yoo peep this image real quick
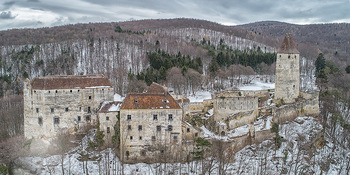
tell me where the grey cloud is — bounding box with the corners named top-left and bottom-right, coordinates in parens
top-left (0, 11), bottom-right (15, 19)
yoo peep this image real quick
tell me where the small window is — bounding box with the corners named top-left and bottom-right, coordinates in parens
top-left (106, 116), bottom-right (109, 121)
top-left (173, 136), bottom-right (178, 142)
top-left (127, 115), bottom-right (131, 121)
top-left (107, 127), bottom-right (110, 133)
top-left (51, 108), bottom-right (54, 113)
top-left (128, 125), bottom-right (131, 130)
top-left (130, 136), bottom-right (133, 140)
top-left (86, 115), bottom-right (91, 121)
top-left (153, 115), bottom-right (158, 121)
top-left (65, 107), bottom-right (69, 112)
top-left (168, 114), bottom-right (173, 121)
top-left (55, 90), bottom-right (58, 93)
top-left (88, 96), bottom-right (92, 100)
top-left (77, 116), bottom-right (81, 121)
top-left (36, 108), bottom-right (39, 113)
top-left (157, 125), bottom-right (161, 131)
top-left (139, 136), bottom-right (142, 140)
top-left (152, 136), bottom-right (156, 141)
top-left (88, 107), bottom-right (91, 113)
top-left (70, 90), bottom-right (72, 93)
top-left (288, 55), bottom-right (291, 58)
top-left (78, 90), bottom-right (80, 92)
top-left (187, 128), bottom-right (190, 133)
top-left (168, 125), bottom-right (173, 131)
top-left (48, 91), bottom-right (50, 93)
top-left (195, 133), bottom-right (198, 137)
top-left (79, 107), bottom-right (82, 111)
top-left (38, 117), bottom-right (42, 126)
top-left (138, 125), bottom-right (142, 131)
top-left (134, 99), bottom-right (138, 103)
top-left (126, 151), bottom-right (129, 158)
top-left (54, 117), bottom-right (59, 124)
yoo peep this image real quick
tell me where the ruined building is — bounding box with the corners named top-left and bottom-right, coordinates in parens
top-left (23, 74), bottom-right (114, 140)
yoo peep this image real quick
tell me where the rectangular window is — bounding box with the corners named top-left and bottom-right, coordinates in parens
top-left (128, 125), bottom-right (131, 130)
top-left (51, 108), bottom-right (54, 113)
top-left (36, 108), bottom-right (39, 113)
top-left (168, 114), bottom-right (173, 121)
top-left (88, 96), bottom-right (92, 100)
top-left (107, 127), bottom-right (110, 133)
top-left (173, 136), bottom-right (178, 142)
top-left (54, 117), bottom-right (59, 124)
top-left (195, 133), bottom-right (198, 137)
top-left (106, 116), bottom-right (109, 121)
top-left (86, 115), bottom-right (91, 121)
top-left (65, 107), bottom-right (69, 112)
top-left (168, 125), bottom-right (173, 131)
top-left (77, 116), bottom-right (81, 121)
top-left (138, 125), bottom-right (142, 131)
top-left (139, 136), bottom-right (142, 140)
top-left (187, 128), bottom-right (190, 133)
top-left (88, 107), bottom-right (91, 113)
top-left (127, 115), bottom-right (131, 121)
top-left (157, 125), bottom-right (161, 131)
top-left (152, 136), bottom-right (156, 141)
top-left (38, 117), bottom-right (42, 126)
top-left (153, 115), bottom-right (158, 121)
top-left (130, 136), bottom-right (133, 140)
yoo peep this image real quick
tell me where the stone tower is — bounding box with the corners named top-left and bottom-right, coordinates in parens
top-left (275, 33), bottom-right (300, 103)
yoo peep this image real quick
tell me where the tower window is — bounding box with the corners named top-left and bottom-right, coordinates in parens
top-left (78, 116), bottom-right (81, 121)
top-left (88, 96), bottom-right (92, 100)
top-left (107, 127), bottom-right (110, 133)
top-left (187, 128), bottom-right (190, 133)
top-left (128, 125), bottom-right (131, 130)
top-left (153, 115), bottom-right (158, 120)
top-left (152, 136), bottom-right (156, 141)
top-left (139, 136), bottom-right (142, 140)
top-left (130, 136), bottom-right (133, 140)
top-left (173, 136), bottom-right (178, 142)
top-left (36, 108), bottom-right (39, 113)
top-left (106, 116), bottom-right (109, 121)
top-left (86, 115), bottom-right (91, 121)
top-left (138, 125), bottom-right (142, 131)
top-left (157, 125), bottom-right (161, 131)
top-left (65, 107), bottom-right (69, 112)
top-left (127, 115), bottom-right (131, 120)
top-left (51, 108), bottom-right (54, 113)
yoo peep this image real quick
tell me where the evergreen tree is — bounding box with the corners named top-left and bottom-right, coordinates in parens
top-left (315, 53), bottom-right (326, 76)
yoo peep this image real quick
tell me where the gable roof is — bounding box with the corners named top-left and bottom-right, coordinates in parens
top-left (121, 82), bottom-right (181, 110)
top-left (30, 74), bottom-right (112, 90)
top-left (278, 33), bottom-right (299, 54)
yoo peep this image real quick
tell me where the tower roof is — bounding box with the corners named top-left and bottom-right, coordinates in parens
top-left (278, 33), bottom-right (299, 54)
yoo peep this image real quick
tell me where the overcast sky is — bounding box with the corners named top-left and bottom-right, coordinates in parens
top-left (0, 0), bottom-right (350, 31)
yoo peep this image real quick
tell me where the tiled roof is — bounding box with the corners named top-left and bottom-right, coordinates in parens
top-left (121, 83), bottom-right (181, 110)
top-left (278, 33), bottom-right (299, 54)
top-left (99, 101), bottom-right (122, 113)
top-left (30, 74), bottom-right (112, 90)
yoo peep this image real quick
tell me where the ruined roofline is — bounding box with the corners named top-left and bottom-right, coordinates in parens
top-left (278, 33), bottom-right (300, 54)
top-left (30, 74), bottom-right (112, 90)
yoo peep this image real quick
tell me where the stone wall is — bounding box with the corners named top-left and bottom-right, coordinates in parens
top-left (98, 111), bottom-right (119, 145)
top-left (23, 82), bottom-right (114, 141)
top-left (227, 110), bottom-right (258, 129)
top-left (214, 96), bottom-right (258, 121)
top-left (119, 109), bottom-right (182, 163)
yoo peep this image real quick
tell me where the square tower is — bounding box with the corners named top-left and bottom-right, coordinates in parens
top-left (275, 33), bottom-right (300, 103)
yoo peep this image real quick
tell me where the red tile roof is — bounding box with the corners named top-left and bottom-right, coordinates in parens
top-left (121, 83), bottom-right (181, 110)
top-left (279, 33), bottom-right (299, 54)
top-left (30, 74), bottom-right (112, 90)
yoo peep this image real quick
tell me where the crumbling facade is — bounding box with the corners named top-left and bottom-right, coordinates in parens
top-left (23, 74), bottom-right (114, 140)
top-left (98, 101), bottom-right (122, 145)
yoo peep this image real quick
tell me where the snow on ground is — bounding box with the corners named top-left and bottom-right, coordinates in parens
top-left (239, 78), bottom-right (275, 91)
top-left (188, 91), bottom-right (212, 102)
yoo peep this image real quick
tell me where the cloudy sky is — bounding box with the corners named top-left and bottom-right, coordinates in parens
top-left (0, 0), bottom-right (350, 31)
